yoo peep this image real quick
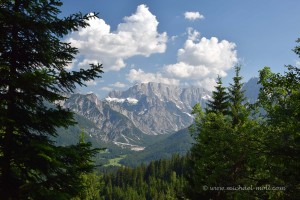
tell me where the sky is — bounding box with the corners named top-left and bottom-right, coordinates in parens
top-left (61, 0), bottom-right (300, 98)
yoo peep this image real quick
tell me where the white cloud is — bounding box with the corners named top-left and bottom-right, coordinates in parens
top-left (296, 60), bottom-right (300, 67)
top-left (110, 82), bottom-right (127, 88)
top-left (85, 80), bottom-right (97, 86)
top-left (66, 4), bottom-right (167, 71)
top-left (126, 69), bottom-right (180, 85)
top-left (164, 28), bottom-right (238, 90)
top-left (164, 62), bottom-right (211, 79)
top-left (184, 11), bottom-right (205, 21)
top-left (187, 27), bottom-right (200, 42)
top-left (193, 78), bottom-right (218, 91)
top-left (100, 87), bottom-right (113, 91)
top-left (177, 37), bottom-right (237, 72)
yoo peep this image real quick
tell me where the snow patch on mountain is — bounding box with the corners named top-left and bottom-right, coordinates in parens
top-left (202, 94), bottom-right (212, 100)
top-left (183, 112), bottom-right (193, 117)
top-left (105, 97), bottom-right (138, 104)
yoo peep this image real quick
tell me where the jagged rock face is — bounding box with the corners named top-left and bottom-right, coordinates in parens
top-left (62, 80), bottom-right (260, 148)
top-left (63, 82), bottom-right (212, 146)
top-left (106, 82), bottom-right (211, 135)
top-left (64, 93), bottom-right (144, 145)
top-left (64, 93), bottom-right (104, 125)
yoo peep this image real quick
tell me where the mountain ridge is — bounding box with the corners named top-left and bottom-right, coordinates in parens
top-left (56, 79), bottom-right (261, 166)
top-left (62, 82), bottom-right (211, 148)
top-left (61, 79), bottom-right (260, 151)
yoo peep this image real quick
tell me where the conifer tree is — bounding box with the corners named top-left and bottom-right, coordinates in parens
top-left (206, 75), bottom-right (229, 115)
top-left (0, 0), bottom-right (103, 199)
top-left (186, 66), bottom-right (259, 199)
top-left (228, 65), bottom-right (248, 127)
top-left (186, 107), bottom-right (234, 199)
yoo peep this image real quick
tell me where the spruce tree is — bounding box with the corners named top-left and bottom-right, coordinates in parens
top-left (206, 75), bottom-right (229, 115)
top-left (0, 0), bottom-right (103, 199)
top-left (228, 65), bottom-right (248, 127)
top-left (186, 66), bottom-right (259, 199)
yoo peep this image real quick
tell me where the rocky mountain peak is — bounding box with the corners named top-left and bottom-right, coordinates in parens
top-left (61, 79), bottom-right (260, 149)
top-left (243, 77), bottom-right (260, 103)
top-left (108, 82), bottom-right (210, 106)
top-left (63, 82), bottom-right (212, 146)
top-left (86, 92), bottom-right (98, 102)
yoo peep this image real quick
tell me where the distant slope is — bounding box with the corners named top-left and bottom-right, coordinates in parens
top-left (55, 113), bottom-right (132, 165)
top-left (55, 113), bottom-right (170, 166)
top-left (55, 113), bottom-right (101, 146)
top-left (121, 128), bottom-right (194, 166)
top-left (243, 77), bottom-right (260, 103)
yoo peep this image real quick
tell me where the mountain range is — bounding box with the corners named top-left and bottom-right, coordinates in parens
top-left (62, 82), bottom-right (211, 149)
top-left (57, 78), bottom-right (260, 166)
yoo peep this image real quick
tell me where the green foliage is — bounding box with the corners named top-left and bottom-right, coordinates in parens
top-left (71, 172), bottom-right (104, 200)
top-left (186, 65), bottom-right (262, 199)
top-left (228, 65), bottom-right (249, 127)
top-left (0, 0), bottom-right (103, 199)
top-left (257, 64), bottom-right (300, 199)
top-left (101, 155), bottom-right (188, 200)
top-left (105, 155), bottom-right (127, 167)
top-left (187, 47), bottom-right (300, 199)
top-left (187, 112), bottom-right (232, 199)
top-left (206, 75), bottom-right (230, 115)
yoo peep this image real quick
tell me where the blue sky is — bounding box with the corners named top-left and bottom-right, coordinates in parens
top-left (61, 0), bottom-right (300, 98)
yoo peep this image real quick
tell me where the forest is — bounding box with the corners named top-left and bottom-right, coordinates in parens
top-left (0, 1), bottom-right (299, 199)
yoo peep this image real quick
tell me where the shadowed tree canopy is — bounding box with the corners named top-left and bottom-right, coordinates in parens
top-left (257, 57), bottom-right (300, 199)
top-left (206, 75), bottom-right (229, 115)
top-left (186, 65), bottom-right (262, 199)
top-left (0, 0), bottom-right (103, 199)
top-left (228, 65), bottom-right (248, 127)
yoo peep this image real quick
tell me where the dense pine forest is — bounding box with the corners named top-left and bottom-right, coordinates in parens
top-left (0, 1), bottom-right (299, 199)
top-left (101, 155), bottom-right (188, 200)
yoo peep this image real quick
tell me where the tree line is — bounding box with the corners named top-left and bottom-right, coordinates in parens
top-left (101, 155), bottom-right (187, 200)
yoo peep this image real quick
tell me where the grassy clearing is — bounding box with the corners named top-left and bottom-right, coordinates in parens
top-left (104, 155), bottom-right (127, 167)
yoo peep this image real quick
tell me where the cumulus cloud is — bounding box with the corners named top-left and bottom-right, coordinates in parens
top-left (125, 28), bottom-right (237, 91)
top-left (100, 87), bottom-right (113, 91)
top-left (84, 80), bottom-right (97, 86)
top-left (126, 69), bottom-right (180, 85)
top-left (164, 28), bottom-right (238, 90)
top-left (164, 62), bottom-right (211, 79)
top-left (110, 82), bottom-right (127, 88)
top-left (194, 78), bottom-right (218, 91)
top-left (66, 4), bottom-right (167, 71)
top-left (184, 11), bottom-right (205, 21)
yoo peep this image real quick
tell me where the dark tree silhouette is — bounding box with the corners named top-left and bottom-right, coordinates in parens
top-left (0, 0), bottom-right (103, 199)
